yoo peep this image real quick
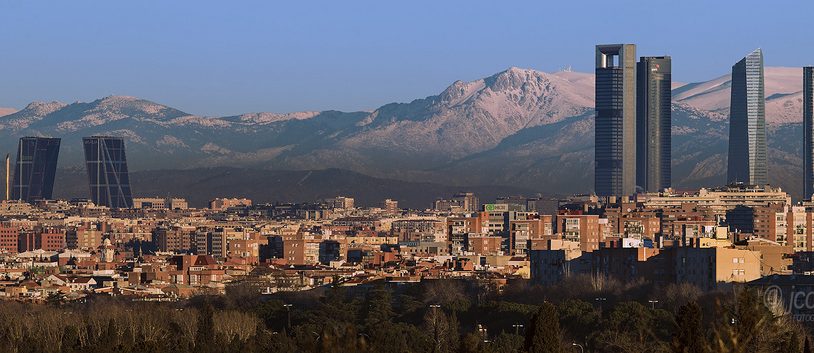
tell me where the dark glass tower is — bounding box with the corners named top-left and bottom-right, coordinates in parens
top-left (11, 137), bottom-right (61, 202)
top-left (727, 49), bottom-right (767, 185)
top-left (636, 56), bottom-right (672, 192)
top-left (83, 136), bottom-right (134, 208)
top-left (805, 66), bottom-right (814, 199)
top-left (595, 44), bottom-right (637, 196)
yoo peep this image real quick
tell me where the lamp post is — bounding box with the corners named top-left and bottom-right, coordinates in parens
top-left (429, 304), bottom-right (441, 353)
top-left (512, 323), bottom-right (524, 336)
top-left (595, 297), bottom-right (607, 312)
top-left (572, 342), bottom-right (584, 353)
top-left (283, 303), bottom-right (292, 331)
top-left (648, 299), bottom-right (659, 310)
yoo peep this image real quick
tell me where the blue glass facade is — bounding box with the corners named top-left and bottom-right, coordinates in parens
top-left (727, 49), bottom-right (767, 185)
top-left (11, 137), bottom-right (61, 202)
top-left (83, 136), bottom-right (134, 208)
top-left (595, 44), bottom-right (637, 196)
top-left (805, 66), bottom-right (814, 199)
top-left (636, 56), bottom-right (671, 192)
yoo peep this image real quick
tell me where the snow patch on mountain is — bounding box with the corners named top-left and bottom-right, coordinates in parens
top-left (167, 115), bottom-right (232, 128)
top-left (228, 111), bottom-right (320, 124)
top-left (156, 135), bottom-right (189, 148)
top-left (96, 129), bottom-right (145, 144)
top-left (201, 143), bottom-right (231, 155)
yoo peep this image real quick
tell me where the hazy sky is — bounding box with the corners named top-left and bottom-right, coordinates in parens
top-left (0, 0), bottom-right (811, 116)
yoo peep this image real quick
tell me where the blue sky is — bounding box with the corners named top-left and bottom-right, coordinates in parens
top-left (0, 1), bottom-right (811, 116)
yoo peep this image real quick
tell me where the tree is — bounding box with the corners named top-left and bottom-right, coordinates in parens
top-left (99, 318), bottom-right (120, 352)
top-left (557, 299), bottom-right (599, 344)
top-left (593, 301), bottom-right (673, 352)
top-left (425, 305), bottom-right (455, 353)
top-left (459, 332), bottom-right (484, 353)
top-left (61, 325), bottom-right (83, 353)
top-left (709, 287), bottom-right (799, 353)
top-left (195, 302), bottom-right (217, 353)
top-left (363, 286), bottom-right (395, 329)
top-left (46, 292), bottom-right (65, 306)
top-left (672, 302), bottom-right (705, 353)
top-left (492, 332), bottom-right (524, 353)
top-left (524, 303), bottom-right (564, 353)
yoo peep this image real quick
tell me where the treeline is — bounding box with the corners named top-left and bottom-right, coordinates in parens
top-left (0, 276), bottom-right (810, 353)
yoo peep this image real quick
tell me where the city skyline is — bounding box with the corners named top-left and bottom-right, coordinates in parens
top-left (0, 3), bottom-right (812, 352)
top-left (0, 59), bottom-right (802, 202)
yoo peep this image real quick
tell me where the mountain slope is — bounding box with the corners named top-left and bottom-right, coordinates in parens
top-left (1, 65), bottom-right (808, 200)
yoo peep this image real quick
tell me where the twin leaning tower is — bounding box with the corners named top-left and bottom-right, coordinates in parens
top-left (594, 44), bottom-right (784, 197)
top-left (7, 136), bottom-right (133, 208)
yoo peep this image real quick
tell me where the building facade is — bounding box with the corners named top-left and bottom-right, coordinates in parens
top-left (555, 214), bottom-right (602, 252)
top-left (82, 136), bottom-right (134, 208)
top-left (727, 49), bottom-right (767, 185)
top-left (636, 56), bottom-right (671, 192)
top-left (595, 44), bottom-right (637, 196)
top-left (11, 137), bottom-right (61, 203)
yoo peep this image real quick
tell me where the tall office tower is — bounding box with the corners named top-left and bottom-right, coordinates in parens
top-left (4, 154), bottom-right (9, 201)
top-left (11, 137), bottom-right (61, 202)
top-left (805, 66), bottom-right (814, 199)
top-left (727, 49), bottom-right (767, 185)
top-left (595, 44), bottom-right (637, 196)
top-left (83, 136), bottom-right (134, 208)
top-left (636, 56), bottom-right (672, 192)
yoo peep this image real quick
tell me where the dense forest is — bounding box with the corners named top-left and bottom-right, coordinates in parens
top-left (0, 275), bottom-right (810, 353)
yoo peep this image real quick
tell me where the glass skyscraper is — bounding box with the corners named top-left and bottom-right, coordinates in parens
top-left (727, 49), bottom-right (767, 186)
top-left (595, 44), bottom-right (637, 196)
top-left (11, 137), bottom-right (61, 202)
top-left (83, 136), bottom-right (134, 208)
top-left (636, 56), bottom-right (672, 192)
top-left (805, 66), bottom-right (814, 199)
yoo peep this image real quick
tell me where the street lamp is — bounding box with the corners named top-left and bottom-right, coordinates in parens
top-left (595, 297), bottom-right (607, 312)
top-left (572, 342), bottom-right (584, 353)
top-left (648, 299), bottom-right (659, 310)
top-left (283, 303), bottom-right (293, 330)
top-left (512, 324), bottom-right (524, 335)
top-left (429, 305), bottom-right (442, 353)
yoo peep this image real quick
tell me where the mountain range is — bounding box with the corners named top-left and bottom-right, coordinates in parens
top-left (0, 66), bottom-right (807, 203)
